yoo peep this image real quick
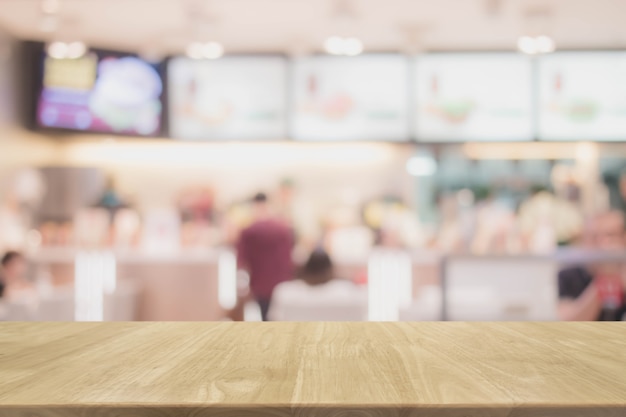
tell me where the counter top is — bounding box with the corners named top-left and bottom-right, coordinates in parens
top-left (1, 322), bottom-right (625, 416)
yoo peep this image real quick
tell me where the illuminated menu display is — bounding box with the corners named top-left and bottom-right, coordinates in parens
top-left (291, 55), bottom-right (409, 141)
top-left (538, 52), bottom-right (626, 141)
top-left (38, 52), bottom-right (163, 136)
top-left (168, 56), bottom-right (287, 140)
top-left (414, 54), bottom-right (533, 142)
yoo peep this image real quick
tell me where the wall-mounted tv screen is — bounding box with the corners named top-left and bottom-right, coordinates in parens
top-left (538, 52), bottom-right (626, 141)
top-left (168, 56), bottom-right (287, 140)
top-left (36, 47), bottom-right (163, 136)
top-left (413, 54), bottom-right (533, 142)
top-left (291, 55), bottom-right (409, 141)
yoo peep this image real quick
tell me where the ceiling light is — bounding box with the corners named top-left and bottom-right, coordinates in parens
top-left (202, 41), bottom-right (224, 59)
top-left (324, 36), bottom-right (345, 55)
top-left (66, 41), bottom-right (87, 59)
top-left (47, 41), bottom-right (87, 59)
top-left (344, 37), bottom-right (363, 56)
top-left (186, 41), bottom-right (223, 59)
top-left (324, 36), bottom-right (363, 56)
top-left (517, 36), bottom-right (537, 55)
top-left (186, 42), bottom-right (204, 59)
top-left (517, 35), bottom-right (555, 55)
top-left (47, 41), bottom-right (68, 59)
top-left (536, 35), bottom-right (555, 53)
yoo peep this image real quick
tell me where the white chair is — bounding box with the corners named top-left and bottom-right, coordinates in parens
top-left (0, 299), bottom-right (36, 321)
top-left (443, 256), bottom-right (558, 321)
top-left (273, 300), bottom-right (368, 321)
top-left (35, 287), bottom-right (75, 321)
top-left (399, 285), bottom-right (442, 321)
top-left (104, 281), bottom-right (140, 321)
top-left (269, 281), bottom-right (368, 321)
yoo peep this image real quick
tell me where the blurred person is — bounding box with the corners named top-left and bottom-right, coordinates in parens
top-left (97, 176), bottom-right (126, 223)
top-left (268, 248), bottom-right (367, 321)
top-left (470, 189), bottom-right (518, 254)
top-left (0, 251), bottom-right (29, 299)
top-left (518, 186), bottom-right (583, 248)
top-left (275, 178), bottom-right (321, 253)
top-left (434, 193), bottom-right (464, 251)
top-left (237, 192), bottom-right (293, 321)
top-left (605, 168), bottom-right (626, 215)
top-left (558, 211), bottom-right (626, 321)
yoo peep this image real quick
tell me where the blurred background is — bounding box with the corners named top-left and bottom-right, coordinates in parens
top-left (1, 0), bottom-right (626, 322)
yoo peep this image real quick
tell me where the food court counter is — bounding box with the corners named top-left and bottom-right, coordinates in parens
top-left (26, 248), bottom-right (442, 321)
top-left (27, 248), bottom-right (227, 321)
top-left (1, 322), bottom-right (625, 416)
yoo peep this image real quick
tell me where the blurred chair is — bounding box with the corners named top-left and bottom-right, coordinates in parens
top-left (269, 283), bottom-right (368, 321)
top-left (443, 255), bottom-right (558, 321)
top-left (0, 299), bottom-right (36, 321)
top-left (35, 286), bottom-right (75, 321)
top-left (399, 285), bottom-right (442, 321)
top-left (104, 281), bottom-right (140, 321)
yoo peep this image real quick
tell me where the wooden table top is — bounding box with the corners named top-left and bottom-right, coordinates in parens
top-left (1, 322), bottom-right (625, 417)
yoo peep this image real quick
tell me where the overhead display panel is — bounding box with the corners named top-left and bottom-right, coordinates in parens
top-left (291, 55), bottom-right (409, 141)
top-left (37, 48), bottom-right (164, 136)
top-left (168, 56), bottom-right (287, 140)
top-left (538, 52), bottom-right (626, 141)
top-left (413, 53), bottom-right (533, 142)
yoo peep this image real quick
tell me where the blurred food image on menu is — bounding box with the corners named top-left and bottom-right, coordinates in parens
top-left (168, 57), bottom-right (287, 140)
top-left (292, 56), bottom-right (409, 141)
top-left (538, 52), bottom-right (626, 140)
top-left (37, 51), bottom-right (163, 135)
top-left (414, 54), bottom-right (533, 142)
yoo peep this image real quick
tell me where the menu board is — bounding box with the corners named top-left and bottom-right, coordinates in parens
top-left (538, 52), bottom-right (626, 141)
top-left (414, 54), bottom-right (533, 142)
top-left (291, 55), bottom-right (409, 141)
top-left (37, 51), bottom-right (163, 136)
top-left (168, 56), bottom-right (287, 140)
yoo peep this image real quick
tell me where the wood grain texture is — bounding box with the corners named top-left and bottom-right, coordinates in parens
top-left (0, 322), bottom-right (625, 417)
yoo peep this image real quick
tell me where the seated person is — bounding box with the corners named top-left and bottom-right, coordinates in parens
top-left (558, 211), bottom-right (626, 321)
top-left (0, 251), bottom-right (29, 299)
top-left (268, 249), bottom-right (367, 321)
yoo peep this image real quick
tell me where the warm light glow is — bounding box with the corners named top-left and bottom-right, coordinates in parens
top-left (47, 41), bottom-right (87, 59)
top-left (324, 36), bottom-right (363, 56)
top-left (517, 35), bottom-right (555, 55)
top-left (575, 141), bottom-right (599, 163)
top-left (186, 41), bottom-right (224, 60)
top-left (185, 42), bottom-right (204, 60)
top-left (344, 37), bottom-right (364, 56)
top-left (203, 41), bottom-right (224, 59)
top-left (517, 36), bottom-right (537, 55)
top-left (324, 36), bottom-right (345, 55)
top-left (64, 140), bottom-right (398, 168)
top-left (536, 35), bottom-right (555, 53)
top-left (47, 41), bottom-right (68, 59)
top-left (67, 41), bottom-right (87, 59)
top-left (463, 142), bottom-right (580, 160)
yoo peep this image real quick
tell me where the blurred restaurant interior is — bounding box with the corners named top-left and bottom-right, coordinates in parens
top-left (1, 0), bottom-right (626, 322)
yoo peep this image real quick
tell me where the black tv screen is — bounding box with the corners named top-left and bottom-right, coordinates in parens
top-left (36, 45), bottom-right (164, 136)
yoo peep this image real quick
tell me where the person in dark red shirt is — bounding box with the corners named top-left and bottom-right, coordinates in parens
top-left (237, 193), bottom-right (294, 321)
